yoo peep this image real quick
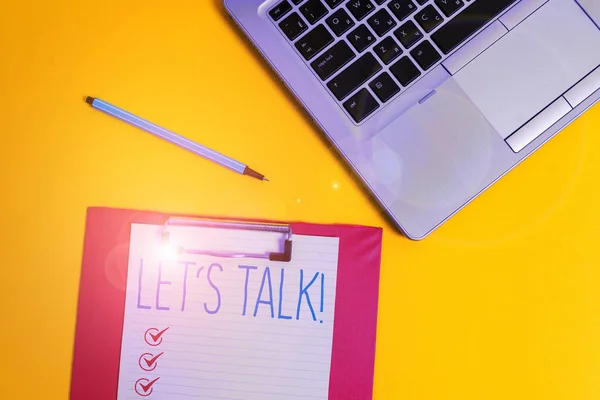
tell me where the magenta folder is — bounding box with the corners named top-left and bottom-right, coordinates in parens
top-left (70, 207), bottom-right (382, 399)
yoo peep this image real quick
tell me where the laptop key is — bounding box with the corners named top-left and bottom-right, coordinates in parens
top-left (369, 72), bottom-right (400, 102)
top-left (270, 0), bottom-right (292, 21)
top-left (347, 25), bottom-right (377, 52)
top-left (431, 0), bottom-right (518, 54)
top-left (279, 13), bottom-right (308, 41)
top-left (324, 0), bottom-right (344, 8)
top-left (344, 88), bottom-right (380, 122)
top-left (292, 0), bottom-right (304, 3)
top-left (295, 25), bottom-right (334, 60)
top-left (394, 21), bottom-right (423, 49)
top-left (390, 56), bottom-right (421, 86)
top-left (416, 5), bottom-right (444, 33)
top-left (368, 9), bottom-right (397, 37)
top-left (435, 0), bottom-right (464, 17)
top-left (326, 9), bottom-right (355, 36)
top-left (373, 36), bottom-right (403, 65)
top-left (300, 0), bottom-right (329, 24)
top-left (328, 53), bottom-right (382, 100)
top-left (410, 40), bottom-right (441, 70)
top-left (388, 0), bottom-right (418, 21)
top-left (311, 41), bottom-right (356, 80)
top-left (346, 0), bottom-right (376, 21)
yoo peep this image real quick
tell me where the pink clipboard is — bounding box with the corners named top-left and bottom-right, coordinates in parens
top-left (70, 207), bottom-right (382, 399)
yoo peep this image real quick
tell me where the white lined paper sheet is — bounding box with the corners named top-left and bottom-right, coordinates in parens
top-left (116, 223), bottom-right (339, 400)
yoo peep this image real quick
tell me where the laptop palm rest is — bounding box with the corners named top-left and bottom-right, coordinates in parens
top-left (453, 0), bottom-right (600, 140)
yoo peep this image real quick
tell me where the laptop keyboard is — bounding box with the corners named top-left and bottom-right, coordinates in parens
top-left (269, 0), bottom-right (518, 123)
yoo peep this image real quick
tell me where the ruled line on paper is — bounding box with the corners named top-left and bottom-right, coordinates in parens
top-left (116, 224), bottom-right (339, 400)
top-left (132, 335), bottom-right (332, 348)
top-left (124, 396), bottom-right (242, 400)
top-left (124, 359), bottom-right (328, 383)
top-left (132, 382), bottom-right (327, 398)
top-left (128, 341), bottom-right (331, 357)
top-left (125, 353), bottom-right (331, 373)
top-left (128, 313), bottom-right (335, 331)
top-left (123, 357), bottom-right (330, 382)
top-left (126, 361), bottom-right (329, 383)
top-left (126, 320), bottom-right (335, 340)
top-left (126, 385), bottom-right (323, 400)
top-left (123, 370), bottom-right (329, 388)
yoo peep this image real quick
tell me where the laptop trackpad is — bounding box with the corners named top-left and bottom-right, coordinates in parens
top-left (454, 0), bottom-right (600, 139)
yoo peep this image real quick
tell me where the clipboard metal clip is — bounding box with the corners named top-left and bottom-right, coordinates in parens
top-left (161, 217), bottom-right (293, 262)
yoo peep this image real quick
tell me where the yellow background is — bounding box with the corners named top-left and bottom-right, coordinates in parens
top-left (2, 1), bottom-right (600, 399)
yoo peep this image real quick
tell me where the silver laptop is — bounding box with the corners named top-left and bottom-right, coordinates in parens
top-left (225, 0), bottom-right (600, 240)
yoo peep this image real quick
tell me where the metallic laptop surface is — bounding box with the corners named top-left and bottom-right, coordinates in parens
top-left (225, 0), bottom-right (600, 239)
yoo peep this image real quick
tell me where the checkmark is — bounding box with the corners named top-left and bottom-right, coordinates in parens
top-left (150, 327), bottom-right (169, 343)
top-left (138, 352), bottom-right (164, 372)
top-left (134, 377), bottom-right (160, 397)
top-left (141, 377), bottom-right (160, 393)
top-left (144, 327), bottom-right (170, 346)
top-left (144, 352), bottom-right (164, 368)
